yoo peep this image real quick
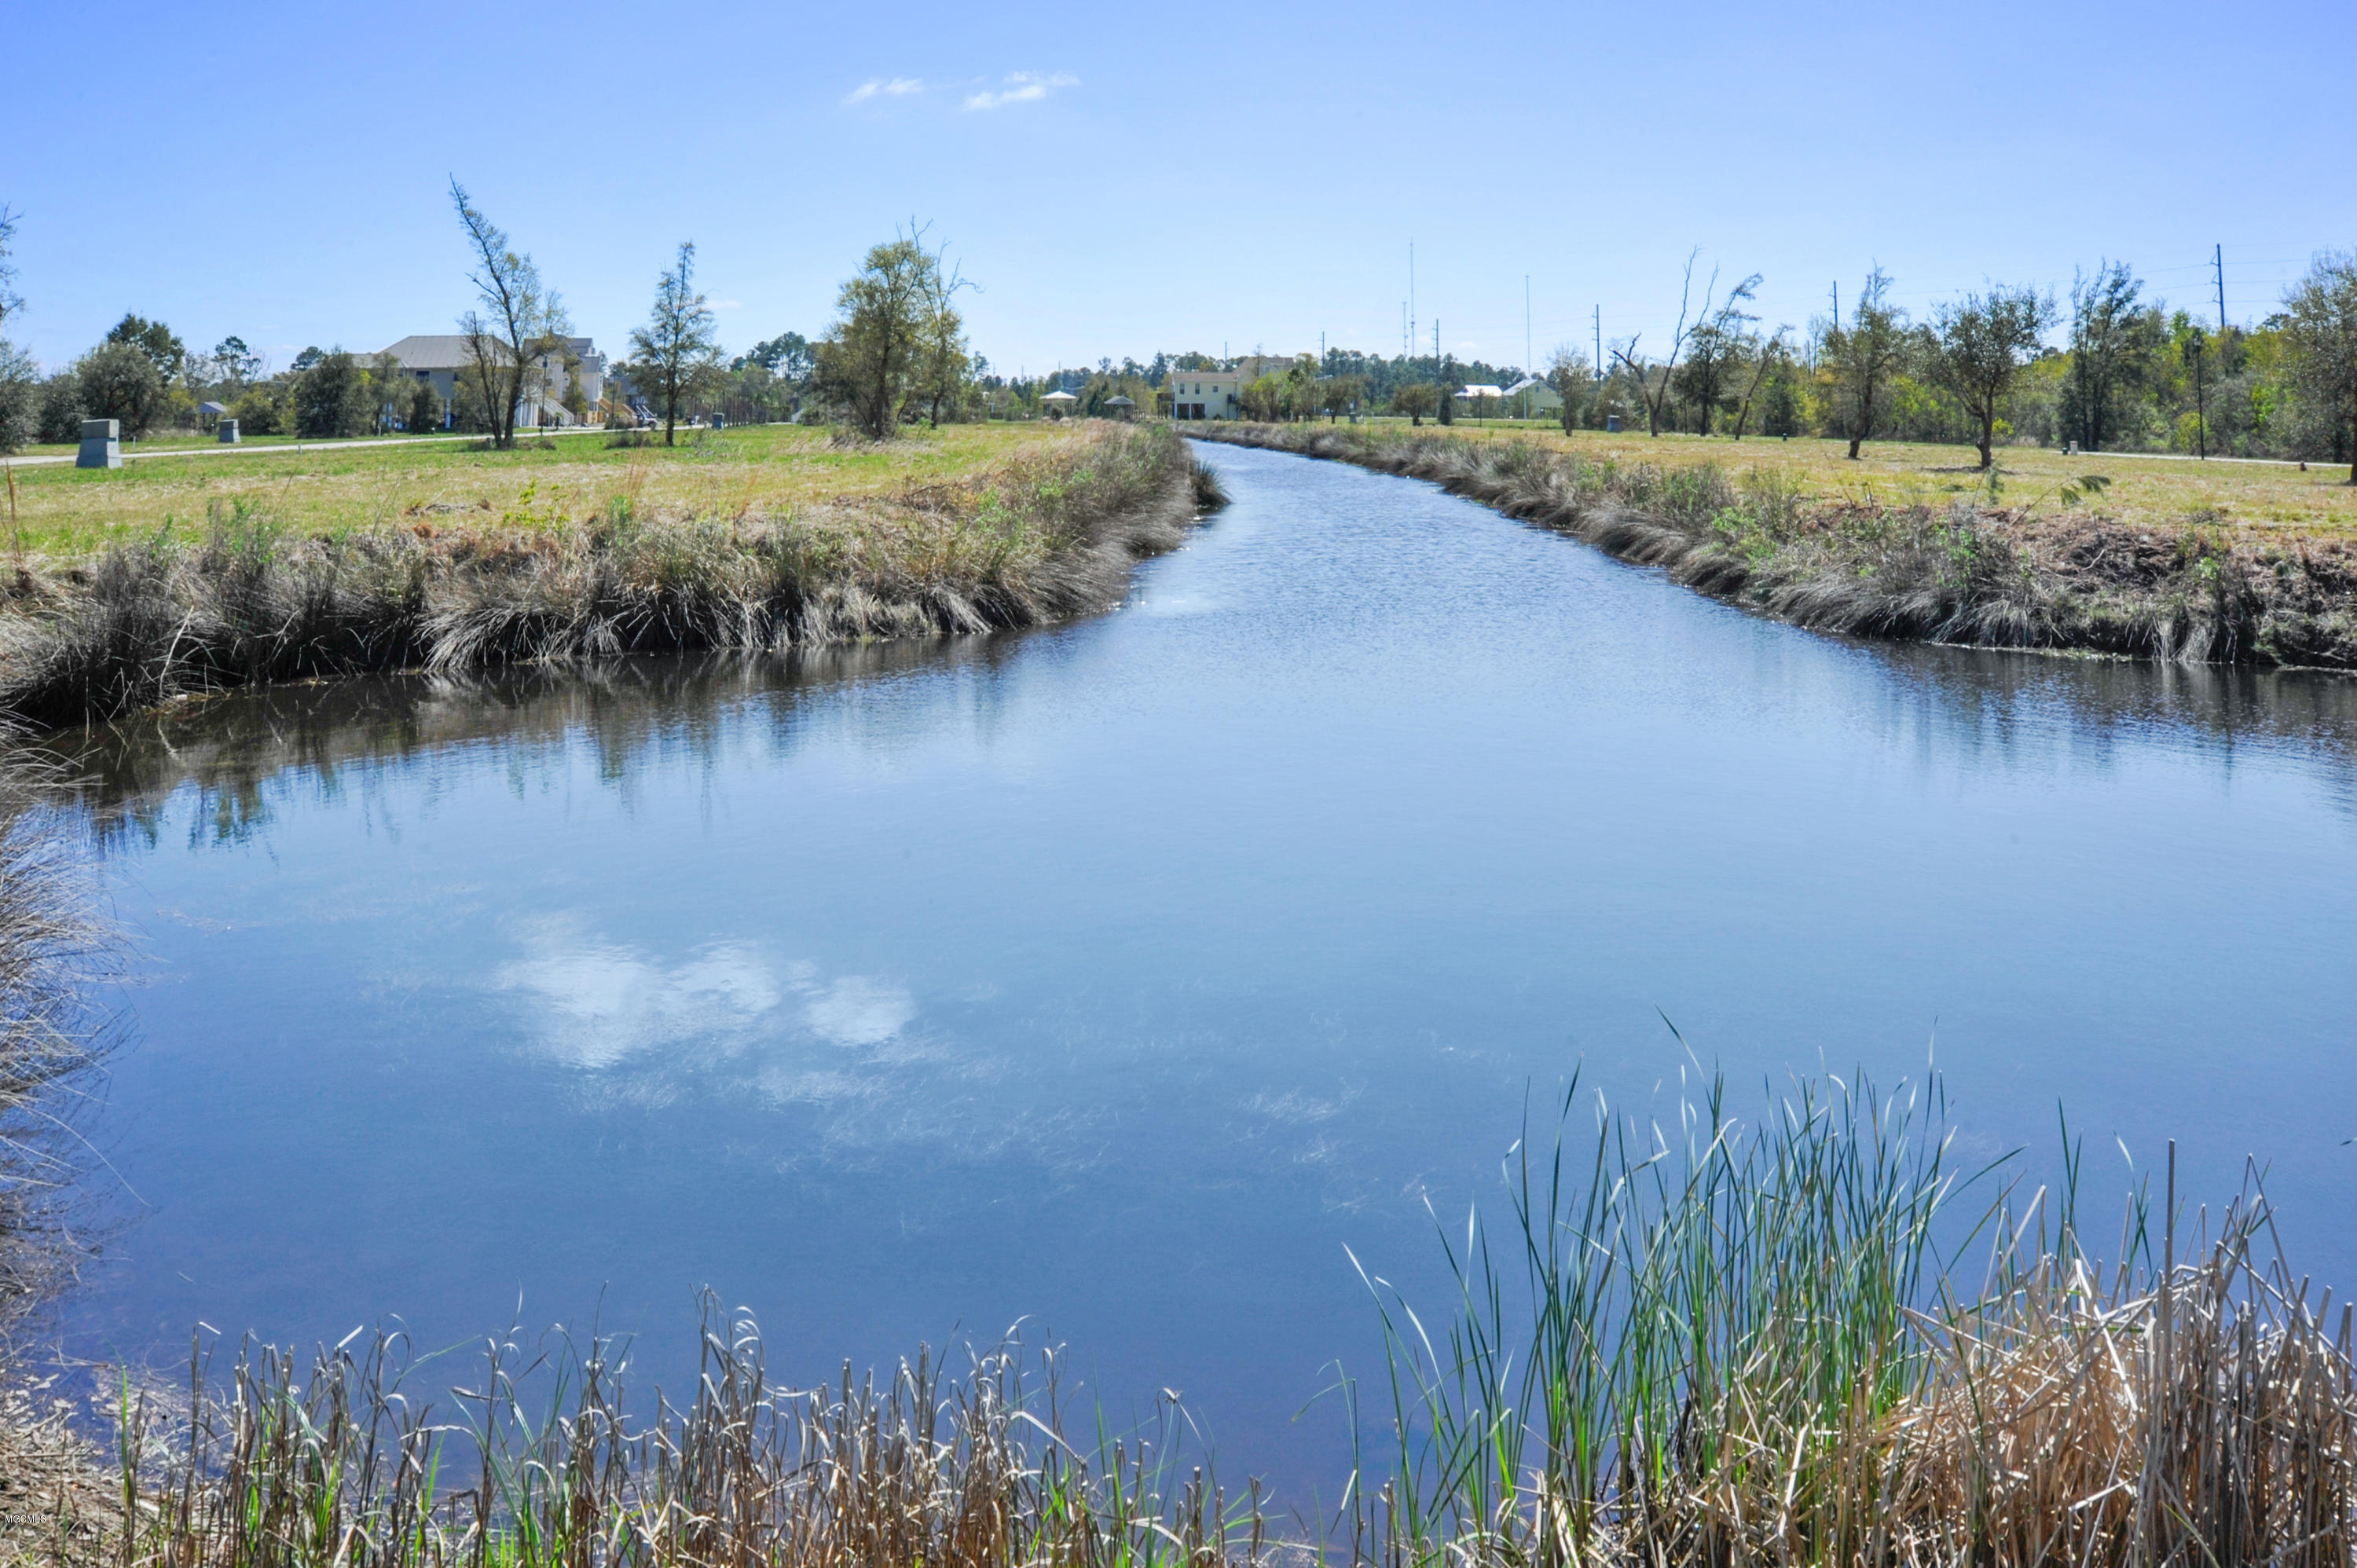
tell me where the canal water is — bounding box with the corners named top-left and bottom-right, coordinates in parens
top-left (49, 440), bottom-right (2357, 1500)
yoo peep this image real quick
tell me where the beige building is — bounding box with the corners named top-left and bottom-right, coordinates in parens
top-left (376, 335), bottom-right (610, 427)
top-left (1504, 376), bottom-right (1564, 416)
top-left (1167, 368), bottom-right (1243, 420)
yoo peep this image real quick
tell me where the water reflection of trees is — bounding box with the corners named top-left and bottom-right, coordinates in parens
top-left (1864, 642), bottom-right (2357, 801)
top-left (44, 639), bottom-right (1028, 852)
top-left (34, 625), bottom-right (2357, 853)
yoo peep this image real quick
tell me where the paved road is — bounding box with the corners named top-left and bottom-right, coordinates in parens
top-left (1, 426), bottom-right (622, 470)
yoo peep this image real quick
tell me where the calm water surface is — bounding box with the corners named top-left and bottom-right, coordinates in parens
top-left (51, 441), bottom-right (2357, 1498)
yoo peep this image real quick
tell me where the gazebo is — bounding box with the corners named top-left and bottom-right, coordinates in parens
top-left (1040, 390), bottom-right (1079, 420)
top-left (1104, 394), bottom-right (1136, 422)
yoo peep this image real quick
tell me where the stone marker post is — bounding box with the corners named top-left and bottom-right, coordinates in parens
top-left (76, 419), bottom-right (122, 470)
top-left (218, 418), bottom-right (240, 444)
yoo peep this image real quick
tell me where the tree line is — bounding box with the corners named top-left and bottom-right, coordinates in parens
top-left (1120, 251), bottom-right (2357, 479)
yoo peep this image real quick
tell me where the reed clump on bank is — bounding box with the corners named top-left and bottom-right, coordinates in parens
top-left (0, 753), bottom-right (113, 1566)
top-left (0, 423), bottom-right (1221, 729)
top-left (19, 1068), bottom-right (2356, 1568)
top-left (0, 757), bottom-right (107, 1352)
top-left (74, 1299), bottom-right (1263, 1568)
top-left (1187, 422), bottom-right (2357, 669)
top-left (1363, 1069), bottom-right (2357, 1568)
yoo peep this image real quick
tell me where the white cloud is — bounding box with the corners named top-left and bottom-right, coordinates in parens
top-left (963, 72), bottom-right (1077, 111)
top-left (845, 77), bottom-right (925, 105)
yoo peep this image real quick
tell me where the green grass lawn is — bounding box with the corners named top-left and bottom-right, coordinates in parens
top-left (1321, 418), bottom-right (2357, 537)
top-left (0, 422), bottom-right (1078, 558)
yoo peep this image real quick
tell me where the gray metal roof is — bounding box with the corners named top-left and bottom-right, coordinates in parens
top-left (374, 334), bottom-right (600, 369)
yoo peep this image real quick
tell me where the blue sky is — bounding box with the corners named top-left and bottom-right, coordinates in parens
top-left (5, 0), bottom-right (2348, 378)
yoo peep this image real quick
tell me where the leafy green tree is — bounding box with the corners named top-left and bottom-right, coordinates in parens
top-left (1931, 285), bottom-right (2056, 469)
top-left (210, 335), bottom-right (261, 387)
top-left (1728, 329), bottom-right (1790, 440)
top-left (291, 350), bottom-right (376, 437)
top-left (77, 341), bottom-right (166, 435)
top-left (0, 341), bottom-right (33, 455)
top-left (2064, 262), bottom-right (2160, 452)
top-left (628, 241), bottom-right (724, 446)
top-left (105, 313), bottom-right (186, 383)
top-left (451, 178), bottom-right (569, 449)
top-left (814, 233), bottom-right (937, 440)
top-left (2283, 251), bottom-right (2357, 484)
top-left (407, 378), bottom-right (443, 433)
top-left (1391, 382), bottom-right (1439, 425)
top-left (227, 385), bottom-right (280, 436)
top-left (1822, 267), bottom-right (1912, 459)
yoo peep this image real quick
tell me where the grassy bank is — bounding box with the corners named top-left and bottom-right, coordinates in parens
top-left (1188, 422), bottom-right (2357, 669)
top-left (9, 1071), bottom-right (2353, 1566)
top-left (0, 422), bottom-right (1222, 728)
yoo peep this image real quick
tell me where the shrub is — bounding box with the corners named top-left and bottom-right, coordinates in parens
top-left (0, 341), bottom-right (34, 454)
top-left (290, 350), bottom-right (375, 438)
top-left (75, 341), bottom-right (166, 436)
top-left (35, 370), bottom-right (82, 444)
top-left (229, 386), bottom-right (282, 437)
top-left (405, 378), bottom-right (442, 434)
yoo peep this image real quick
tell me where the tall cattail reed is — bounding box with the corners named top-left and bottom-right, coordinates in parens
top-left (101, 1296), bottom-right (1266, 1568)
top-left (1356, 1067), bottom-right (2357, 1568)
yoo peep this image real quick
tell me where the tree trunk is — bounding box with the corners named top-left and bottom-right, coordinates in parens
top-left (1978, 404), bottom-right (1996, 471)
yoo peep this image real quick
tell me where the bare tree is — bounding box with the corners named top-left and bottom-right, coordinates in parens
top-left (1611, 248), bottom-right (1752, 438)
top-left (1930, 284), bottom-right (2056, 470)
top-left (1822, 267), bottom-right (1911, 460)
top-left (914, 235), bottom-right (974, 428)
top-left (2283, 250), bottom-right (2357, 485)
top-left (0, 206), bottom-right (31, 456)
top-left (1672, 273), bottom-right (1762, 434)
top-left (0, 205), bottom-right (21, 335)
top-left (629, 242), bottom-right (724, 446)
top-left (450, 178), bottom-right (570, 449)
top-left (1728, 327), bottom-right (1790, 440)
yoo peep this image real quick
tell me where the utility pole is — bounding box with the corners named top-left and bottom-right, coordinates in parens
top-left (1409, 243), bottom-right (1416, 374)
top-left (1831, 281), bottom-right (1840, 332)
top-left (1593, 305), bottom-right (1601, 381)
top-left (1524, 274), bottom-right (1531, 382)
top-left (1436, 320), bottom-right (1452, 426)
top-left (2214, 244), bottom-right (2227, 333)
top-left (2190, 328), bottom-right (2209, 460)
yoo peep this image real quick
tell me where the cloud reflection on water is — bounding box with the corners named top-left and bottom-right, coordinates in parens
top-left (493, 922), bottom-right (920, 1094)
